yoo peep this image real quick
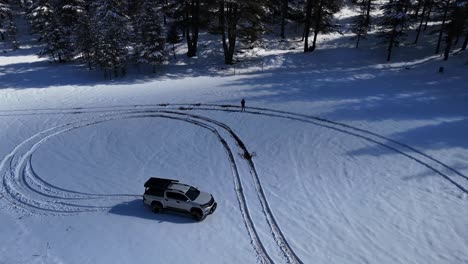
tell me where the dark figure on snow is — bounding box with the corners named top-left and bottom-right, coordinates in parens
top-left (241, 98), bottom-right (245, 112)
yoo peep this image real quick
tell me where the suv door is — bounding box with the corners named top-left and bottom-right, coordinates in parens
top-left (165, 192), bottom-right (191, 212)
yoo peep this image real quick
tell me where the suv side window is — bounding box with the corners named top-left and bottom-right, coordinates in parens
top-left (166, 192), bottom-right (188, 201)
top-left (145, 188), bottom-right (164, 197)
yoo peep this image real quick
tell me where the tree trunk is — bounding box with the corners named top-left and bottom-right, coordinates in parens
top-left (280, 0), bottom-right (288, 39)
top-left (163, 0), bottom-right (168, 25)
top-left (454, 34), bottom-right (460, 46)
top-left (414, 0), bottom-right (427, 44)
top-left (423, 0), bottom-right (433, 31)
top-left (414, 0), bottom-right (423, 17)
top-left (311, 0), bottom-right (324, 52)
top-left (186, 0), bottom-right (200, 57)
top-left (435, 0), bottom-right (450, 54)
top-left (365, 0), bottom-right (372, 27)
top-left (219, 1), bottom-right (238, 64)
top-left (444, 32), bottom-right (453, 60)
top-left (303, 0), bottom-right (313, 52)
top-left (387, 26), bottom-right (397, 61)
top-left (462, 31), bottom-right (468, 50)
top-left (356, 33), bottom-right (361, 48)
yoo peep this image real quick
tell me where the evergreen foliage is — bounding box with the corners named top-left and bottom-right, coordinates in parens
top-left (351, 0), bottom-right (372, 48)
top-left (0, 1), bottom-right (12, 41)
top-left (379, 0), bottom-right (411, 61)
top-left (304, 0), bottom-right (342, 52)
top-left (218, 0), bottom-right (267, 64)
top-left (166, 22), bottom-right (181, 59)
top-left (10, 0), bottom-right (466, 75)
top-left (135, 0), bottom-right (166, 72)
top-left (0, 0), bottom-right (15, 46)
top-left (91, 0), bottom-right (132, 78)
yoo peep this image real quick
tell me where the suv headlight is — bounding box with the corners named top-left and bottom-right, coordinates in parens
top-left (201, 196), bottom-right (214, 208)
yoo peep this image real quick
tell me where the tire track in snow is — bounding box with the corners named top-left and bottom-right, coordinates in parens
top-left (149, 110), bottom-right (303, 264)
top-left (1, 103), bottom-right (466, 263)
top-left (3, 102), bottom-right (467, 192)
top-left (0, 112), bottom-right (274, 264)
top-left (173, 103), bottom-right (468, 194)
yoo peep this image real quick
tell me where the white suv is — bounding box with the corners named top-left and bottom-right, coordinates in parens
top-left (143, 178), bottom-right (217, 221)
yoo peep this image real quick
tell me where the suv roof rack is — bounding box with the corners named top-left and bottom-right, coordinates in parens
top-left (144, 177), bottom-right (179, 190)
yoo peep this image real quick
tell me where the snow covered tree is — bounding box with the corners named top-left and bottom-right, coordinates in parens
top-left (218, 0), bottom-right (266, 64)
top-left (462, 0), bottom-right (468, 50)
top-left (443, 0), bottom-right (468, 59)
top-left (183, 0), bottom-right (200, 57)
top-left (165, 0), bottom-right (218, 58)
top-left (304, 0), bottom-right (342, 52)
top-left (414, 0), bottom-right (431, 44)
top-left (379, 0), bottom-right (411, 61)
top-left (351, 0), bottom-right (373, 48)
top-left (27, 0), bottom-right (73, 60)
top-left (303, 0), bottom-right (312, 51)
top-left (53, 0), bottom-right (87, 60)
top-left (166, 22), bottom-right (180, 59)
top-left (27, 0), bottom-right (53, 37)
top-left (39, 16), bottom-right (72, 61)
top-left (136, 0), bottom-right (166, 72)
top-left (462, 29), bottom-right (468, 50)
top-left (91, 0), bottom-right (132, 78)
top-left (74, 3), bottom-right (95, 69)
top-left (0, 0), bottom-right (12, 42)
top-left (434, 0), bottom-right (451, 54)
top-left (280, 0), bottom-right (287, 38)
top-left (423, 0), bottom-right (435, 31)
top-left (0, 0), bottom-right (18, 49)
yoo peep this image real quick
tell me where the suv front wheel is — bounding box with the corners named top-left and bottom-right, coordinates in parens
top-left (190, 209), bottom-right (203, 221)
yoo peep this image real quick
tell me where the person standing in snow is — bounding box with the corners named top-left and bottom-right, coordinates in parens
top-left (241, 98), bottom-right (245, 112)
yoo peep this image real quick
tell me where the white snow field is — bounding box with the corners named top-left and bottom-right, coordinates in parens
top-left (1, 10), bottom-right (468, 264)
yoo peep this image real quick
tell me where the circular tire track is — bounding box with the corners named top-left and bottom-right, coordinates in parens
top-left (0, 103), bottom-right (467, 264)
top-left (0, 111), bottom-right (275, 264)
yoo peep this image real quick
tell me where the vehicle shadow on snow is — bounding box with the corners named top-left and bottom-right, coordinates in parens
top-left (109, 199), bottom-right (195, 224)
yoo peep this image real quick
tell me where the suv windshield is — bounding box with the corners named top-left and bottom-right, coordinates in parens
top-left (185, 187), bottom-right (200, 201)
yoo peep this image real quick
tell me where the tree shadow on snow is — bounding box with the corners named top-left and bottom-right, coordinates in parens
top-left (109, 199), bottom-right (195, 224)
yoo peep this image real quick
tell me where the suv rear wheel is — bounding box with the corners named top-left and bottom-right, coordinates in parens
top-left (151, 202), bottom-right (162, 213)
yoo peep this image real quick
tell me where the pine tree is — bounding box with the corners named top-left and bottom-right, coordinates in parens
top-left (39, 16), bottom-right (71, 61)
top-left (462, 29), bottom-right (468, 50)
top-left (166, 22), bottom-right (180, 59)
top-left (136, 0), bottom-right (166, 72)
top-left (53, 0), bottom-right (88, 60)
top-left (306, 0), bottom-right (342, 52)
top-left (461, 0), bottom-right (468, 50)
top-left (414, 0), bottom-right (430, 44)
top-left (280, 0), bottom-right (287, 38)
top-left (166, 0), bottom-right (216, 58)
top-left (303, 0), bottom-right (312, 51)
top-left (351, 0), bottom-right (372, 48)
top-left (184, 0), bottom-right (200, 57)
top-left (379, 0), bottom-right (411, 61)
top-left (74, 2), bottom-right (95, 69)
top-left (435, 0), bottom-right (451, 54)
top-left (423, 0), bottom-right (434, 31)
top-left (27, 0), bottom-right (54, 38)
top-left (443, 0), bottom-right (467, 59)
top-left (218, 0), bottom-right (266, 64)
top-left (92, 0), bottom-right (132, 78)
top-left (265, 0), bottom-right (289, 38)
top-left (0, 0), bottom-right (13, 43)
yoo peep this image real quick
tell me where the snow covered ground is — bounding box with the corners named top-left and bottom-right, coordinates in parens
top-left (1, 8), bottom-right (468, 264)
